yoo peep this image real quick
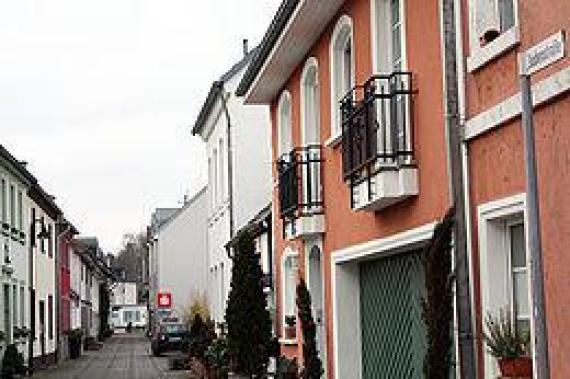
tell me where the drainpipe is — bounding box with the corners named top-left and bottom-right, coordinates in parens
top-left (440, 0), bottom-right (477, 377)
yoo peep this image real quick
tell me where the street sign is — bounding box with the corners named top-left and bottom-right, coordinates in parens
top-left (520, 31), bottom-right (566, 76)
top-left (157, 292), bottom-right (172, 308)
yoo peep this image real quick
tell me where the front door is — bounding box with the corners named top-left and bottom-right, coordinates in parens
top-left (39, 300), bottom-right (45, 357)
top-left (360, 250), bottom-right (426, 378)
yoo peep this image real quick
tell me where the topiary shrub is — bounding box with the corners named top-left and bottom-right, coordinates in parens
top-left (187, 313), bottom-right (216, 361)
top-left (225, 229), bottom-right (273, 376)
top-left (296, 279), bottom-right (323, 379)
top-left (422, 207), bottom-right (455, 379)
top-left (1, 343), bottom-right (26, 378)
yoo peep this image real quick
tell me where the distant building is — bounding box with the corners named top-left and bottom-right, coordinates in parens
top-left (28, 183), bottom-right (62, 368)
top-left (148, 187), bottom-right (208, 322)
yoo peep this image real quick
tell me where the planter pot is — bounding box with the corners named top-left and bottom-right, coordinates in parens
top-left (284, 326), bottom-right (296, 340)
top-left (498, 357), bottom-right (533, 377)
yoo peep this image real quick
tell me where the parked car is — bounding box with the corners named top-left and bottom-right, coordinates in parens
top-left (150, 321), bottom-right (188, 356)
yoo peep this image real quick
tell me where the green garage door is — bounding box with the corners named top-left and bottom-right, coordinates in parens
top-left (360, 251), bottom-right (426, 379)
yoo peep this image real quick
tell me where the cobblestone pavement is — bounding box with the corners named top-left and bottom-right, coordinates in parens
top-left (31, 333), bottom-right (191, 379)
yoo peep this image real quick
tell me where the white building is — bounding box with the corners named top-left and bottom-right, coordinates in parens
top-left (148, 187), bottom-right (208, 321)
top-left (111, 282), bottom-right (138, 306)
top-left (0, 146), bottom-right (35, 363)
top-left (28, 184), bottom-right (61, 368)
top-left (192, 42), bottom-right (272, 323)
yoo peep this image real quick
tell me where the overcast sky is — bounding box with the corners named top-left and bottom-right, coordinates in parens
top-left (0, 0), bottom-right (280, 252)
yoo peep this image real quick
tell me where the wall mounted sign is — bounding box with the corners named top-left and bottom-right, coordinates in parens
top-left (157, 292), bottom-right (172, 308)
top-left (520, 31), bottom-right (566, 76)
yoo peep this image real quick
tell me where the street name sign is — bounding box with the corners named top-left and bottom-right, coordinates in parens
top-left (520, 31), bottom-right (566, 75)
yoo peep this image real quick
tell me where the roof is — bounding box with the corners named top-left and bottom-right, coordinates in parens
top-left (236, 0), bottom-right (345, 102)
top-left (191, 46), bottom-right (260, 137)
top-left (236, 0), bottom-right (299, 97)
top-left (0, 144), bottom-right (37, 186)
top-left (227, 202), bottom-right (271, 249)
top-left (156, 186), bottom-right (208, 233)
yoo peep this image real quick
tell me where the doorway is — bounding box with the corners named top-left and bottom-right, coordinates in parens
top-left (39, 300), bottom-right (45, 358)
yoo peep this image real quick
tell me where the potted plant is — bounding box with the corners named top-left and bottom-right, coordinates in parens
top-left (284, 316), bottom-right (297, 340)
top-left (483, 309), bottom-right (532, 377)
top-left (67, 328), bottom-right (84, 359)
top-left (1, 343), bottom-right (26, 378)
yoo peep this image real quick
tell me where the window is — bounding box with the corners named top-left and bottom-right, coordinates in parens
top-left (1, 178), bottom-right (6, 223)
top-left (208, 157), bottom-right (213, 208)
top-left (509, 222), bottom-right (530, 333)
top-left (12, 285), bottom-right (17, 327)
top-left (9, 184), bottom-right (15, 227)
top-left (213, 149), bottom-right (218, 205)
top-left (477, 194), bottom-right (531, 378)
top-left (219, 139), bottom-right (225, 201)
top-left (301, 58), bottom-right (320, 146)
top-left (330, 15), bottom-right (354, 140)
top-left (277, 91), bottom-right (293, 156)
top-left (475, 0), bottom-right (516, 45)
top-left (20, 287), bottom-right (25, 328)
top-left (48, 295), bottom-right (54, 339)
top-left (48, 224), bottom-right (53, 258)
top-left (281, 251), bottom-right (298, 334)
top-left (17, 190), bottom-right (23, 232)
top-left (40, 217), bottom-right (45, 253)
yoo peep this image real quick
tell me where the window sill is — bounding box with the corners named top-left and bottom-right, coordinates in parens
top-left (279, 338), bottom-right (298, 346)
top-left (467, 26), bottom-right (520, 73)
top-left (325, 132), bottom-right (342, 148)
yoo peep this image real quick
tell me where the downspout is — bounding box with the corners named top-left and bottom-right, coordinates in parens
top-left (28, 206), bottom-right (36, 374)
top-left (440, 0), bottom-right (477, 377)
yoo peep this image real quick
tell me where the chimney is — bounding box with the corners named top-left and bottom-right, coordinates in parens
top-left (243, 39), bottom-right (249, 57)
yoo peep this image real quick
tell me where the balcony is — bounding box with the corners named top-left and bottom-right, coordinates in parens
top-left (277, 145), bottom-right (325, 239)
top-left (341, 72), bottom-right (418, 211)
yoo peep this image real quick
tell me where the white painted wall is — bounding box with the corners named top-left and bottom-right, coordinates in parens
top-left (155, 187), bottom-right (208, 319)
top-left (30, 206), bottom-right (57, 359)
top-left (69, 248), bottom-right (81, 330)
top-left (0, 164), bottom-right (31, 360)
top-left (111, 282), bottom-right (138, 306)
top-left (200, 58), bottom-right (271, 323)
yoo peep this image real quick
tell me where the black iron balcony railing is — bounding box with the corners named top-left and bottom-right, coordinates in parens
top-left (277, 145), bottom-right (323, 229)
top-left (340, 72), bottom-right (415, 206)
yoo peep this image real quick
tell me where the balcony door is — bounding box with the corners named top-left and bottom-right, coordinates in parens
top-left (301, 59), bottom-right (322, 213)
top-left (372, 0), bottom-right (410, 163)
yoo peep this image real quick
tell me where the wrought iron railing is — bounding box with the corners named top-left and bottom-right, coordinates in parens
top-left (277, 145), bottom-right (323, 225)
top-left (340, 72), bottom-right (415, 206)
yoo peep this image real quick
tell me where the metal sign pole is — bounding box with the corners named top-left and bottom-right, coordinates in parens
top-left (520, 73), bottom-right (550, 379)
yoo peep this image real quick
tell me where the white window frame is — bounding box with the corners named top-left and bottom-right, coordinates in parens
top-left (280, 248), bottom-right (298, 342)
top-left (277, 91), bottom-right (293, 157)
top-left (506, 219), bottom-right (531, 332)
top-left (0, 175), bottom-right (6, 224)
top-left (328, 15), bottom-right (355, 147)
top-left (477, 193), bottom-right (534, 378)
top-left (300, 57), bottom-right (320, 147)
top-left (370, 0), bottom-right (408, 75)
top-left (467, 0), bottom-right (520, 72)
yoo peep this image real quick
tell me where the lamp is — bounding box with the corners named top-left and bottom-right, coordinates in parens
top-left (36, 223), bottom-right (50, 241)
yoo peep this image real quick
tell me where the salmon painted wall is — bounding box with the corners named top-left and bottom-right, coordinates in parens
top-left (270, 0), bottom-right (449, 376)
top-left (462, 0), bottom-right (570, 375)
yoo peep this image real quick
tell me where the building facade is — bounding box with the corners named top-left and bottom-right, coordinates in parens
top-left (56, 219), bottom-right (78, 361)
top-left (459, 0), bottom-right (570, 377)
top-left (28, 184), bottom-right (61, 368)
top-left (0, 146), bottom-right (35, 364)
top-left (150, 187), bottom-right (208, 321)
top-left (192, 45), bottom-right (272, 324)
top-left (238, 1), bottom-right (454, 377)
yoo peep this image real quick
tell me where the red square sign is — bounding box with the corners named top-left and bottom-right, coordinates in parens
top-left (157, 292), bottom-right (172, 308)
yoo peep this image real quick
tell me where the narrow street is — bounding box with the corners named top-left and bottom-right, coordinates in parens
top-left (32, 334), bottom-right (190, 379)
